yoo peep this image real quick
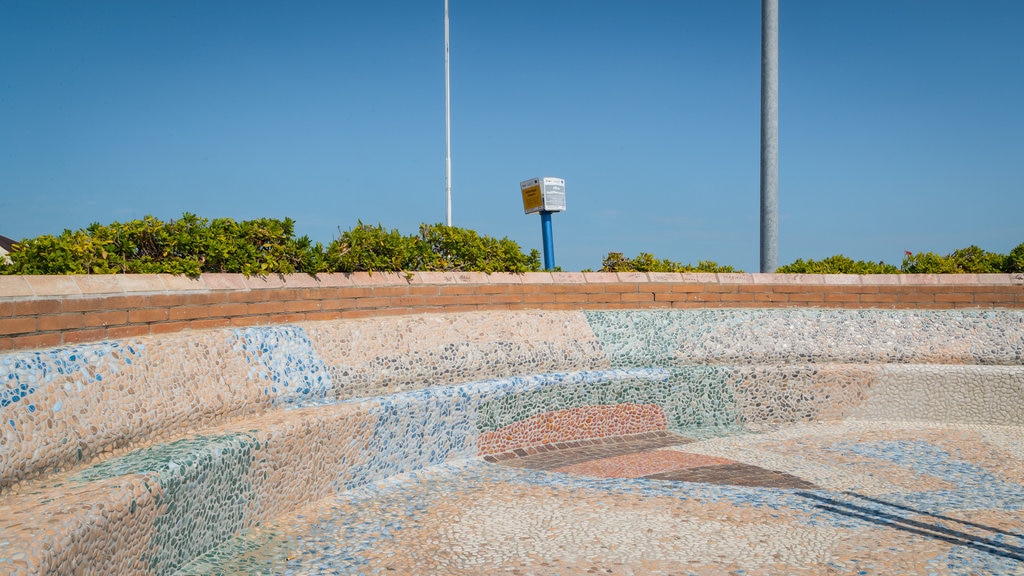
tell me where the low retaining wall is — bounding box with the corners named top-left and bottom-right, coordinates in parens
top-left (1, 274), bottom-right (1022, 574)
top-left (2, 271), bottom-right (1021, 351)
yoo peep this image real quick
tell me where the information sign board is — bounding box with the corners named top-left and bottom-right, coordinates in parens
top-left (520, 177), bottom-right (565, 214)
top-left (520, 178), bottom-right (543, 214)
top-left (541, 177), bottom-right (566, 212)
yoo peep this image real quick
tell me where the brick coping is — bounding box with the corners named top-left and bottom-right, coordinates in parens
top-left (2, 271), bottom-right (1022, 299)
top-left (2, 272), bottom-right (1022, 351)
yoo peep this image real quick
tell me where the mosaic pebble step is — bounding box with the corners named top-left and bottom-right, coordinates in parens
top-left (484, 431), bottom-right (820, 489)
top-left (483, 430), bottom-right (690, 470)
top-left (644, 462), bottom-right (820, 489)
top-left (583, 309), bottom-right (1024, 367)
top-left (176, 421), bottom-right (1024, 575)
top-left (0, 371), bottom-right (687, 575)
top-left (0, 400), bottom-right (382, 575)
top-left (0, 311), bottom-right (607, 492)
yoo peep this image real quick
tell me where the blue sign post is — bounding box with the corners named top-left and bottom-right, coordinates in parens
top-left (520, 178), bottom-right (566, 271)
top-left (540, 210), bottom-right (555, 270)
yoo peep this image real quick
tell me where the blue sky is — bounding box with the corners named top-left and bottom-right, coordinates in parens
top-left (1, 1), bottom-right (1021, 272)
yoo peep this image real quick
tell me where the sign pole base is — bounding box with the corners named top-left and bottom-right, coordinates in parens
top-left (540, 211), bottom-right (555, 271)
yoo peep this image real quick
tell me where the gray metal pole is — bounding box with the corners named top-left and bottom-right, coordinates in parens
top-left (760, 0), bottom-right (779, 272)
top-left (444, 0), bottom-right (453, 226)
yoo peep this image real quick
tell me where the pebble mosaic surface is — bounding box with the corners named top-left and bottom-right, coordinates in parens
top-left (583, 309), bottom-right (1024, 367)
top-left (0, 308), bottom-right (1022, 574)
top-left (176, 422), bottom-right (1024, 575)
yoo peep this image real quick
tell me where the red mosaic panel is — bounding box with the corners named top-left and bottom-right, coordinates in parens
top-left (477, 404), bottom-right (668, 455)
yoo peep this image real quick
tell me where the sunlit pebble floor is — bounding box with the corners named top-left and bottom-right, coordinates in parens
top-left (179, 421), bottom-right (1024, 575)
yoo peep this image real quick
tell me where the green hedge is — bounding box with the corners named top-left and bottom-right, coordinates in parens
top-left (328, 222), bottom-right (540, 274)
top-left (598, 243), bottom-right (1023, 275)
top-left (776, 255), bottom-right (899, 274)
top-left (778, 244), bottom-right (1023, 274)
top-left (2, 214), bottom-right (1020, 275)
top-left (901, 245), bottom-right (1019, 274)
top-left (598, 252), bottom-right (738, 273)
top-left (0, 214), bottom-right (540, 276)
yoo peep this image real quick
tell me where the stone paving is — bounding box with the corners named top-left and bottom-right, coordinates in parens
top-left (178, 421), bottom-right (1024, 575)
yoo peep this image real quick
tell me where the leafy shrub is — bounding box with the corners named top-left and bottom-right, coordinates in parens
top-left (0, 214), bottom-right (326, 276)
top-left (327, 222), bottom-right (541, 273)
top-left (202, 216), bottom-right (330, 276)
top-left (900, 252), bottom-right (961, 274)
top-left (328, 222), bottom-right (424, 273)
top-left (2, 229), bottom-right (108, 275)
top-left (778, 245), bottom-right (1021, 275)
top-left (946, 245), bottom-right (1006, 273)
top-left (417, 224), bottom-right (541, 273)
top-left (777, 255), bottom-right (900, 274)
top-left (599, 252), bottom-right (738, 273)
top-left (1006, 242), bottom-right (1024, 273)
top-left (901, 245), bottom-right (1010, 274)
top-left (0, 215), bottom-right (540, 276)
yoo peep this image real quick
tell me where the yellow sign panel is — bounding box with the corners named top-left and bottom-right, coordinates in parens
top-left (521, 184), bottom-right (543, 213)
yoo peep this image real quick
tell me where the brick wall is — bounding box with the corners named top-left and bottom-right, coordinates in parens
top-left (1, 271), bottom-right (1022, 351)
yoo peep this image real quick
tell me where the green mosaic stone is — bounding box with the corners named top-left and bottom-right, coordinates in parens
top-left (72, 433), bottom-right (260, 575)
